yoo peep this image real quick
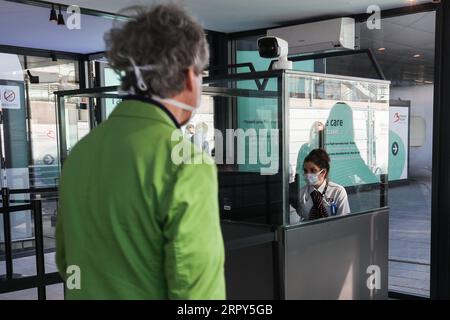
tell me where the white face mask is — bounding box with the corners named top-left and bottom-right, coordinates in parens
top-left (125, 56), bottom-right (203, 121)
top-left (305, 169), bottom-right (324, 186)
top-left (152, 74), bottom-right (202, 121)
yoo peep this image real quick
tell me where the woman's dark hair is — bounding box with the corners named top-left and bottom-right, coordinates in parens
top-left (304, 149), bottom-right (330, 177)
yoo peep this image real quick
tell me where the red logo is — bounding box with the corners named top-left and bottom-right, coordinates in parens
top-left (47, 130), bottom-right (56, 139)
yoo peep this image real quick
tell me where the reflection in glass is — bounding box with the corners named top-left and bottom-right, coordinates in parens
top-left (55, 71), bottom-right (390, 228)
top-left (204, 77), bottom-right (283, 225)
top-left (28, 59), bottom-right (79, 188)
top-left (288, 74), bottom-right (390, 225)
top-left (181, 96), bottom-right (215, 157)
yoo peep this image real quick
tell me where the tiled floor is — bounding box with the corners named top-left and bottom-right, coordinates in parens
top-left (388, 178), bottom-right (431, 297)
top-left (0, 252), bottom-right (63, 300)
top-left (0, 199), bottom-right (62, 300)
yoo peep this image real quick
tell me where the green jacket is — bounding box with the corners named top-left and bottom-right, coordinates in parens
top-left (56, 97), bottom-right (226, 300)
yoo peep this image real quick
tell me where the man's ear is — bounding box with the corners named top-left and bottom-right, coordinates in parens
top-left (185, 67), bottom-right (196, 92)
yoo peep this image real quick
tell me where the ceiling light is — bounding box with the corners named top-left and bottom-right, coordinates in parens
top-left (377, 47), bottom-right (386, 52)
top-left (424, 81), bottom-right (433, 84)
top-left (413, 54), bottom-right (421, 58)
top-left (57, 5), bottom-right (65, 26)
top-left (49, 4), bottom-right (57, 23)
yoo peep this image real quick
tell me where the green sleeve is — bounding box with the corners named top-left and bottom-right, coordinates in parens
top-left (163, 157), bottom-right (226, 300)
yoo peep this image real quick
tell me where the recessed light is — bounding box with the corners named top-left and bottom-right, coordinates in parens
top-left (377, 47), bottom-right (386, 52)
top-left (49, 4), bottom-right (57, 23)
top-left (424, 81), bottom-right (433, 84)
top-left (57, 5), bottom-right (65, 26)
top-left (413, 54), bottom-right (421, 58)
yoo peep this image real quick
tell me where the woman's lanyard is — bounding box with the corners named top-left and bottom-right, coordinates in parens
top-left (318, 181), bottom-right (338, 216)
top-left (320, 182), bottom-right (329, 199)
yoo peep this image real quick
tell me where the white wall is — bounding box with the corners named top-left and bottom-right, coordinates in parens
top-left (391, 85), bottom-right (434, 179)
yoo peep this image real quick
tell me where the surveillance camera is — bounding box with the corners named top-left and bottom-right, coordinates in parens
top-left (258, 36), bottom-right (288, 58)
top-left (257, 36), bottom-right (292, 70)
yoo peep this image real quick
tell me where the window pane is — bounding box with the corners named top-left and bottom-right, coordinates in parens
top-left (46, 283), bottom-right (64, 300)
top-left (1, 53), bottom-right (78, 300)
top-left (28, 58), bottom-right (79, 188)
top-left (361, 11), bottom-right (436, 298)
top-left (42, 197), bottom-right (58, 254)
top-left (287, 74), bottom-right (389, 225)
top-left (12, 250), bottom-right (36, 278)
top-left (206, 76), bottom-right (283, 225)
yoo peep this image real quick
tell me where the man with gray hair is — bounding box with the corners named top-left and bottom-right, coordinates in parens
top-left (56, 4), bottom-right (225, 299)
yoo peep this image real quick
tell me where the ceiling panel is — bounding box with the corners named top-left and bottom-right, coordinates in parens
top-left (385, 28), bottom-right (433, 46)
top-left (359, 11), bottom-right (435, 86)
top-left (409, 12), bottom-right (436, 33)
top-left (53, 0), bottom-right (431, 33)
top-left (0, 0), bottom-right (436, 87)
top-left (0, 1), bottom-right (114, 53)
top-left (362, 21), bottom-right (409, 43)
top-left (384, 10), bottom-right (429, 27)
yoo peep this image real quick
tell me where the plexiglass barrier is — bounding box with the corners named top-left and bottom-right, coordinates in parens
top-left (55, 70), bottom-right (389, 227)
top-left (202, 75), bottom-right (283, 225)
top-left (287, 72), bottom-right (390, 225)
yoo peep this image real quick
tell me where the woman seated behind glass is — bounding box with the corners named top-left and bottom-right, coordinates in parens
top-left (296, 149), bottom-right (350, 221)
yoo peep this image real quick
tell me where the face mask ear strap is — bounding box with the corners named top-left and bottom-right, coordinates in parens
top-left (129, 57), bottom-right (148, 92)
top-left (127, 57), bottom-right (159, 92)
top-left (319, 169), bottom-right (324, 175)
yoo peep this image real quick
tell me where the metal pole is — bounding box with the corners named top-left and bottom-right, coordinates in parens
top-left (431, 0), bottom-right (450, 300)
top-left (380, 174), bottom-right (388, 208)
top-left (1, 187), bottom-right (13, 280)
top-left (33, 198), bottom-right (46, 300)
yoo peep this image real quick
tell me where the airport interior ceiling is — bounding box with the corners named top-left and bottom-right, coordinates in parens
top-left (0, 0), bottom-right (434, 86)
top-left (54, 0), bottom-right (431, 33)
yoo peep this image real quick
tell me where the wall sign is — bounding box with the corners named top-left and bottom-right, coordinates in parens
top-left (389, 106), bottom-right (410, 181)
top-left (0, 85), bottom-right (21, 109)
